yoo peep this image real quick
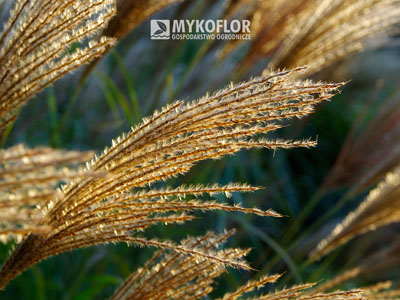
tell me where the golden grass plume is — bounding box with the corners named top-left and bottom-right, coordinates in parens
top-left (316, 272), bottom-right (400, 299)
top-left (222, 0), bottom-right (400, 78)
top-left (0, 0), bottom-right (117, 132)
top-left (110, 229), bottom-right (248, 300)
top-left (265, 0), bottom-right (400, 76)
top-left (111, 230), bottom-right (365, 300)
top-left (0, 144), bottom-right (95, 242)
top-left (0, 67), bottom-right (343, 289)
top-left (313, 165), bottom-right (400, 260)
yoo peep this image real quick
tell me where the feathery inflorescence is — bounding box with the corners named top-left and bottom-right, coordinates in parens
top-left (0, 0), bottom-right (116, 132)
top-left (223, 0), bottom-right (400, 77)
top-left (265, 0), bottom-right (400, 76)
top-left (110, 229), bottom-right (249, 300)
top-left (0, 144), bottom-right (95, 242)
top-left (315, 236), bottom-right (400, 292)
top-left (0, 68), bottom-right (343, 289)
top-left (219, 275), bottom-right (364, 300)
top-left (111, 230), bottom-right (365, 300)
top-left (313, 165), bottom-right (400, 260)
top-left (317, 275), bottom-right (400, 299)
top-left (313, 268), bottom-right (363, 294)
top-left (0, 0), bottom-right (397, 298)
top-left (371, 290), bottom-right (400, 299)
top-left (220, 0), bottom-right (312, 63)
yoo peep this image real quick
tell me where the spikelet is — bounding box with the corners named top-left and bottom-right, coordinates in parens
top-left (220, 275), bottom-right (364, 300)
top-left (317, 278), bottom-right (400, 300)
top-left (313, 268), bottom-right (362, 293)
top-left (111, 230), bottom-right (365, 300)
top-left (313, 165), bottom-right (400, 260)
top-left (219, 273), bottom-right (282, 300)
top-left (110, 229), bottom-right (249, 300)
top-left (368, 290), bottom-right (400, 299)
top-left (0, 144), bottom-right (96, 242)
top-left (0, 0), bottom-right (117, 132)
top-left (321, 279), bottom-right (400, 299)
top-left (365, 283), bottom-right (400, 300)
top-left (0, 68), bottom-right (343, 289)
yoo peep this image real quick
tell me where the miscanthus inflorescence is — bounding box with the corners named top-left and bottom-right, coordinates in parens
top-left (313, 165), bottom-right (400, 260)
top-left (0, 144), bottom-right (96, 242)
top-left (0, 0), bottom-right (116, 131)
top-left (109, 229), bottom-right (248, 300)
top-left (266, 0), bottom-right (400, 76)
top-left (0, 67), bottom-right (343, 289)
top-left (110, 230), bottom-right (365, 300)
top-left (222, 0), bottom-right (400, 77)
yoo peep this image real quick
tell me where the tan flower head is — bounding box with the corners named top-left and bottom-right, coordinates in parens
top-left (0, 0), bottom-right (117, 132)
top-left (0, 67), bottom-right (343, 289)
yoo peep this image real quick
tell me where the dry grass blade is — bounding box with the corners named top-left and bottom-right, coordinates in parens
top-left (110, 229), bottom-right (249, 300)
top-left (0, 67), bottom-right (343, 289)
top-left (219, 273), bottom-right (282, 300)
top-left (220, 274), bottom-right (364, 300)
top-left (0, 0), bottom-right (117, 131)
top-left (313, 268), bottom-right (362, 293)
top-left (313, 165), bottom-right (400, 260)
top-left (0, 144), bottom-right (96, 242)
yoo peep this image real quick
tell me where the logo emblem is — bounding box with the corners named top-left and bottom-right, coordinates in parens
top-left (151, 20), bottom-right (170, 40)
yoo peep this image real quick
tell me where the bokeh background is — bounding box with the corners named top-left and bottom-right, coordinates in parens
top-left (1, 0), bottom-right (400, 299)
